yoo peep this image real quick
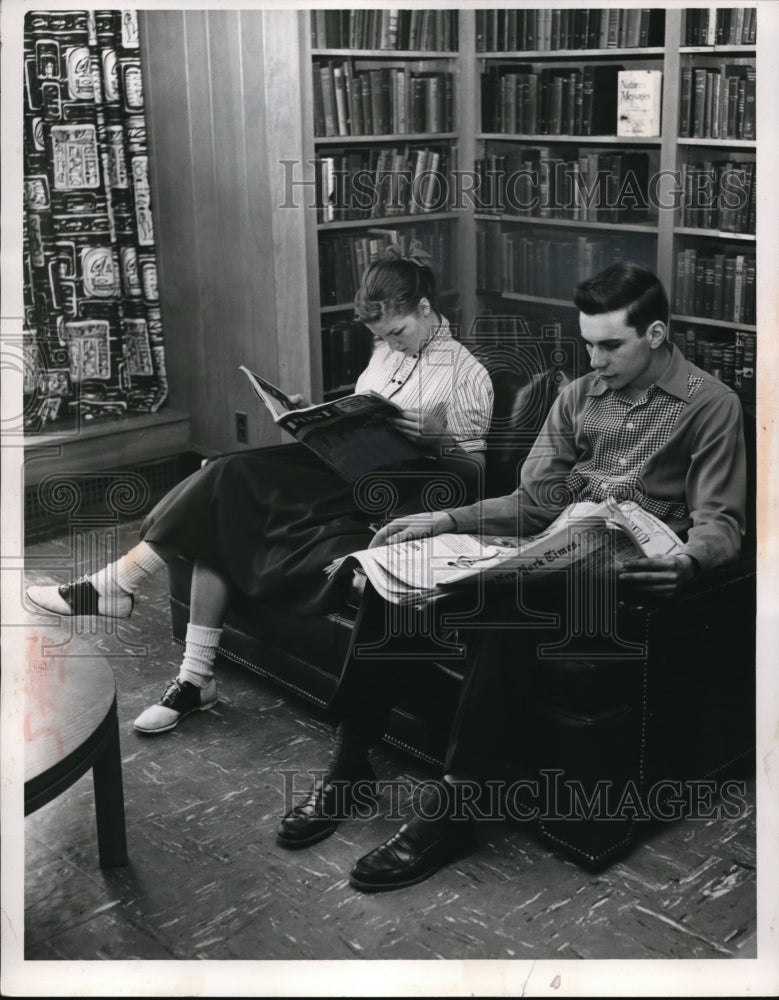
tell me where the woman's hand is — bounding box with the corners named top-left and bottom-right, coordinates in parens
top-left (392, 408), bottom-right (449, 443)
top-left (287, 393), bottom-right (311, 410)
top-left (369, 510), bottom-right (455, 548)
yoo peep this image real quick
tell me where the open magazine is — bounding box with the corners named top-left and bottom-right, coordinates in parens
top-left (326, 498), bottom-right (684, 605)
top-left (239, 365), bottom-right (425, 483)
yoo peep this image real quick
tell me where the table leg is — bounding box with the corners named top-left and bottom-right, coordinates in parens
top-left (92, 704), bottom-right (128, 867)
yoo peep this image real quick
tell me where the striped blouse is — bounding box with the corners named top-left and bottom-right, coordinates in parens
top-left (354, 317), bottom-right (494, 453)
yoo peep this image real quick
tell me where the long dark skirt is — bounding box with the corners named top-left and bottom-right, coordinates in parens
top-left (140, 444), bottom-right (464, 615)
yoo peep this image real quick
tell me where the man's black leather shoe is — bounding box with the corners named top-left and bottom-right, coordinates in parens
top-left (349, 817), bottom-right (476, 892)
top-left (277, 770), bottom-right (375, 848)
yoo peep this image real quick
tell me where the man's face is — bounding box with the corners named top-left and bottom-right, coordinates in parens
top-left (579, 307), bottom-right (658, 394)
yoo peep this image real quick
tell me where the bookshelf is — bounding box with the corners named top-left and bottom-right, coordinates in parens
top-left (300, 8), bottom-right (469, 399)
top-left (472, 7), bottom-right (673, 367)
top-left (469, 7), bottom-right (757, 402)
top-left (668, 8), bottom-right (756, 403)
top-left (300, 8), bottom-right (757, 405)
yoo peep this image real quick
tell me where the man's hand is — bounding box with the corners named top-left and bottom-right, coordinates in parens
top-left (392, 408), bottom-right (448, 443)
top-left (369, 510), bottom-right (455, 548)
top-left (619, 554), bottom-right (699, 597)
top-left (287, 393), bottom-right (311, 409)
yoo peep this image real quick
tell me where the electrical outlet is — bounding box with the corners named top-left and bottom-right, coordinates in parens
top-left (235, 411), bottom-right (249, 444)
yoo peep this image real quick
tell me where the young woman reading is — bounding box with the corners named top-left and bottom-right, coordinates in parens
top-left (27, 245), bottom-right (494, 734)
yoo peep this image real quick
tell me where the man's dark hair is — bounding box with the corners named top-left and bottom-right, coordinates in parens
top-left (572, 262), bottom-right (669, 336)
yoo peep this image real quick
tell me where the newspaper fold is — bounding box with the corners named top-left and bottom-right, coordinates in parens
top-left (327, 498), bottom-right (684, 605)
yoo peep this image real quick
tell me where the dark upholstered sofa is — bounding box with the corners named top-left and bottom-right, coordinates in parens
top-left (167, 335), bottom-right (756, 869)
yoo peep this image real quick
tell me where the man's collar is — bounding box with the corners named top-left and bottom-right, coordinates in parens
top-left (585, 344), bottom-right (690, 401)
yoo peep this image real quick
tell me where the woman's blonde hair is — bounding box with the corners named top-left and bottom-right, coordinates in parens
top-left (354, 244), bottom-right (437, 322)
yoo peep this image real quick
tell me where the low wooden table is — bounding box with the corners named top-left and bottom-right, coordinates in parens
top-left (24, 636), bottom-right (127, 867)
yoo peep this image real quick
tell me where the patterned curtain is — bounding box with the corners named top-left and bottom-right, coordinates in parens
top-left (23, 9), bottom-right (167, 431)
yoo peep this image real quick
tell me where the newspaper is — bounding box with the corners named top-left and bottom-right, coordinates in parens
top-left (327, 498), bottom-right (684, 605)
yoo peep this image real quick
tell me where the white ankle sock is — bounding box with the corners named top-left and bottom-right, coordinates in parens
top-left (178, 623), bottom-right (222, 689)
top-left (90, 542), bottom-right (166, 598)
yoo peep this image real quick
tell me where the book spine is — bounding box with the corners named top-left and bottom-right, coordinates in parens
top-left (313, 10), bottom-right (327, 48)
top-left (679, 67), bottom-right (692, 137)
top-left (723, 256), bottom-right (736, 320)
top-left (581, 67), bottom-right (594, 135)
top-left (705, 6), bottom-right (718, 46)
top-left (360, 73), bottom-right (373, 135)
top-left (710, 71), bottom-right (720, 140)
top-left (712, 253), bottom-right (725, 318)
top-left (744, 255), bottom-right (756, 324)
top-left (736, 77), bottom-right (746, 139)
top-left (638, 8), bottom-right (649, 47)
top-left (733, 253), bottom-right (745, 323)
top-left (692, 69), bottom-right (707, 139)
top-left (333, 64), bottom-right (349, 137)
top-left (675, 248), bottom-right (686, 310)
top-left (320, 63), bottom-right (337, 137)
top-left (737, 331), bottom-right (756, 400)
top-left (685, 248), bottom-right (697, 315)
top-left (627, 8), bottom-right (642, 48)
top-left (703, 258), bottom-right (715, 316)
top-left (586, 11), bottom-right (601, 49)
top-left (606, 9), bottom-right (620, 48)
top-left (350, 75), bottom-right (364, 137)
top-left (743, 66), bottom-right (756, 140)
top-left (721, 344), bottom-right (736, 388)
top-left (726, 74), bottom-right (739, 139)
top-left (399, 73), bottom-right (410, 136)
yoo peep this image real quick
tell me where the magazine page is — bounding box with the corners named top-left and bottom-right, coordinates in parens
top-left (239, 365), bottom-right (296, 421)
top-left (240, 367), bottom-right (424, 481)
top-left (275, 390), bottom-right (402, 433)
top-left (277, 392), bottom-right (424, 483)
top-left (294, 419), bottom-right (427, 483)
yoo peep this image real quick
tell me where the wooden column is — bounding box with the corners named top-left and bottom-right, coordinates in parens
top-left (140, 10), bottom-right (312, 454)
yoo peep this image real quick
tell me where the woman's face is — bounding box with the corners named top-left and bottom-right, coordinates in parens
top-left (365, 300), bottom-right (432, 357)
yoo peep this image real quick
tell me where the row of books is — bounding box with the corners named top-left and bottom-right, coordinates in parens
top-left (674, 249), bottom-right (756, 324)
top-left (482, 64), bottom-right (625, 136)
top-left (476, 8), bottom-right (665, 52)
top-left (679, 160), bottom-right (755, 233)
top-left (310, 9), bottom-right (458, 53)
top-left (475, 148), bottom-right (652, 223)
top-left (315, 145), bottom-right (452, 223)
top-left (321, 319), bottom-right (375, 393)
top-left (679, 64), bottom-right (756, 140)
top-left (313, 62), bottom-right (454, 138)
top-left (477, 226), bottom-right (655, 301)
top-left (670, 328), bottom-right (755, 401)
top-left (683, 8), bottom-right (757, 47)
top-left (319, 225), bottom-right (454, 307)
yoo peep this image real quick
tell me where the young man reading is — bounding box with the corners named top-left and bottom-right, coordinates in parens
top-left (278, 262), bottom-right (747, 892)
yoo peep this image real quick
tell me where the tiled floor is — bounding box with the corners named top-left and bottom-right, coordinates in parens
top-left (20, 520), bottom-right (757, 963)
